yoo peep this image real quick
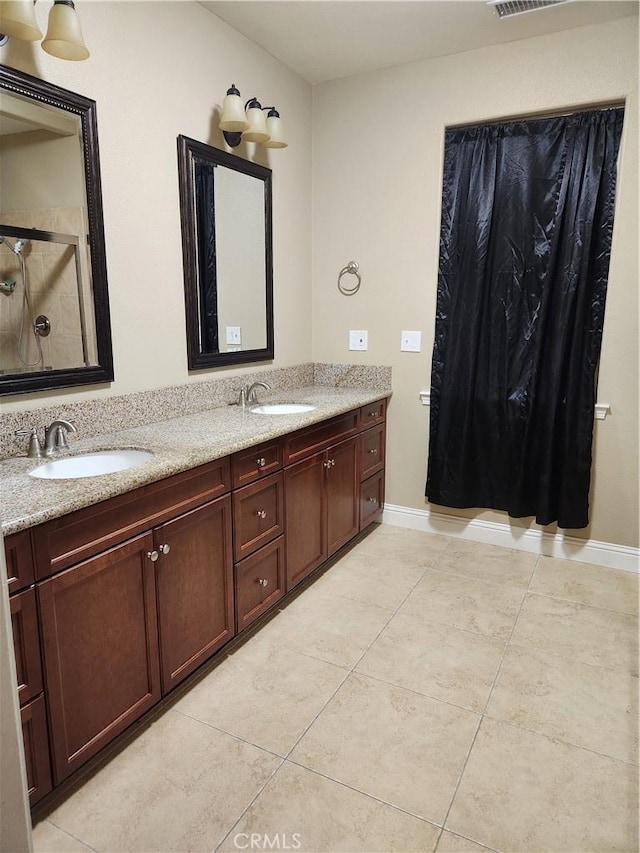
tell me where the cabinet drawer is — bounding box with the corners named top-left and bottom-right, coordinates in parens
top-left (21, 694), bottom-right (52, 806)
top-left (11, 588), bottom-right (43, 706)
top-left (33, 457), bottom-right (231, 580)
top-left (360, 424), bottom-right (385, 481)
top-left (233, 472), bottom-right (284, 563)
top-left (232, 439), bottom-right (282, 489)
top-left (283, 410), bottom-right (360, 466)
top-left (4, 529), bottom-right (35, 594)
top-left (360, 398), bottom-right (387, 427)
top-left (360, 471), bottom-right (385, 530)
top-left (235, 536), bottom-right (285, 632)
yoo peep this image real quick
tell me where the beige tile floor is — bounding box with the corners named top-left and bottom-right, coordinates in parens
top-left (32, 524), bottom-right (639, 853)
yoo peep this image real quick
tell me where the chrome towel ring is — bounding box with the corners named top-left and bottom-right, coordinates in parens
top-left (337, 261), bottom-right (361, 296)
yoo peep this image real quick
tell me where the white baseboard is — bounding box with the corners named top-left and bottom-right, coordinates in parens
top-left (381, 504), bottom-right (639, 573)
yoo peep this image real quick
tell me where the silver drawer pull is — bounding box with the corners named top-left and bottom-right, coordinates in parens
top-left (368, 448), bottom-right (378, 455)
top-left (159, 543), bottom-right (171, 555)
top-left (258, 578), bottom-right (269, 587)
top-left (256, 510), bottom-right (267, 519)
top-left (367, 411), bottom-right (377, 418)
top-left (147, 550), bottom-right (159, 562)
top-left (256, 457), bottom-right (266, 467)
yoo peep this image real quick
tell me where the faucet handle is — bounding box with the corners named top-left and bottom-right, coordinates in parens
top-left (15, 428), bottom-right (44, 459)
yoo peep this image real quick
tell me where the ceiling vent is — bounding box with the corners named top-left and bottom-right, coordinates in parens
top-left (487, 0), bottom-right (569, 18)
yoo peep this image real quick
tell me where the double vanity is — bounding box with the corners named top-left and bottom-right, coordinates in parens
top-left (2, 380), bottom-right (390, 811)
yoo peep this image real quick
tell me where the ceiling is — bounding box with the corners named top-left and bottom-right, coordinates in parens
top-left (201, 0), bottom-right (638, 85)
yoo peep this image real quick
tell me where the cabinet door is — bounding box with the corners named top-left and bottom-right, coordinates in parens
top-left (154, 496), bottom-right (234, 694)
top-left (20, 695), bottom-right (52, 806)
top-left (10, 588), bottom-right (43, 705)
top-left (284, 452), bottom-right (326, 590)
top-left (38, 532), bottom-right (161, 783)
top-left (326, 436), bottom-right (360, 556)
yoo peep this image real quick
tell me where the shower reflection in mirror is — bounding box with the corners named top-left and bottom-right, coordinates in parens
top-left (0, 225), bottom-right (94, 374)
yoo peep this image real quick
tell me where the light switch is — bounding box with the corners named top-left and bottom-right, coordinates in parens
top-left (226, 326), bottom-right (241, 345)
top-left (401, 330), bottom-right (422, 352)
top-left (349, 330), bottom-right (368, 351)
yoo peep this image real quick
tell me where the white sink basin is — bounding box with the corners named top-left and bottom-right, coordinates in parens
top-left (29, 449), bottom-right (154, 480)
top-left (251, 403), bottom-right (316, 415)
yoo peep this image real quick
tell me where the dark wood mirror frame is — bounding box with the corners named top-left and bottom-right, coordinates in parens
top-left (0, 64), bottom-right (113, 396)
top-left (177, 135), bottom-right (274, 370)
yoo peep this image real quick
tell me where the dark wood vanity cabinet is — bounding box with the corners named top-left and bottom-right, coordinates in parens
top-left (284, 412), bottom-right (362, 590)
top-left (231, 442), bottom-right (286, 631)
top-left (5, 531), bottom-right (52, 806)
top-left (359, 406), bottom-right (386, 530)
top-left (153, 496), bottom-right (234, 694)
top-left (4, 396), bottom-right (388, 805)
top-left (25, 457), bottom-right (233, 785)
top-left (38, 532), bottom-right (162, 783)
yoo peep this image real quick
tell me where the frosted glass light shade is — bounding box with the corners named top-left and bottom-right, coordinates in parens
top-left (42, 0), bottom-right (89, 61)
top-left (262, 113), bottom-right (287, 148)
top-left (220, 86), bottom-right (249, 132)
top-left (242, 104), bottom-right (269, 143)
top-left (0, 0), bottom-right (43, 41)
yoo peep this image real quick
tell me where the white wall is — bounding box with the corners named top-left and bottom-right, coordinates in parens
top-left (1, 1), bottom-right (313, 410)
top-left (311, 17), bottom-right (639, 548)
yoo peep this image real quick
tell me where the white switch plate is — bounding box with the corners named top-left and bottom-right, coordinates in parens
top-left (349, 330), bottom-right (368, 351)
top-left (226, 326), bottom-right (241, 345)
top-left (401, 330), bottom-right (422, 352)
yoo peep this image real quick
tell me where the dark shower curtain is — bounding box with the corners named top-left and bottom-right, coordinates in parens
top-left (194, 160), bottom-right (219, 353)
top-left (426, 108), bottom-right (624, 529)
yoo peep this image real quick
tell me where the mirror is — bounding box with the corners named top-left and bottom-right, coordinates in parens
top-left (0, 64), bottom-right (113, 395)
top-left (177, 135), bottom-right (274, 369)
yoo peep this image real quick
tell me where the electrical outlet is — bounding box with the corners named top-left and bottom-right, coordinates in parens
top-left (349, 330), bottom-right (368, 351)
top-left (401, 330), bottom-right (422, 352)
top-left (226, 326), bottom-right (241, 345)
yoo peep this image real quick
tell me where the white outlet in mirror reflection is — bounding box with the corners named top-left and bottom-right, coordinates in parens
top-left (226, 326), bottom-right (241, 345)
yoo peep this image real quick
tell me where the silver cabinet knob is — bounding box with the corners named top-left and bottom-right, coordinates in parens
top-left (367, 411), bottom-right (377, 418)
top-left (159, 543), bottom-right (171, 555)
top-left (256, 457), bottom-right (266, 467)
top-left (368, 448), bottom-right (378, 455)
top-left (258, 578), bottom-right (269, 587)
top-left (147, 550), bottom-right (159, 562)
top-left (367, 496), bottom-right (377, 503)
top-left (323, 459), bottom-right (336, 469)
top-left (256, 510), bottom-right (267, 519)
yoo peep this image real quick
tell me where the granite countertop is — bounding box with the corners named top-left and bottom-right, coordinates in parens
top-left (0, 385), bottom-right (390, 536)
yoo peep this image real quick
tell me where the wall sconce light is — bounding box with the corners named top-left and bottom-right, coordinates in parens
top-left (0, 0), bottom-right (89, 61)
top-left (219, 84), bottom-right (287, 149)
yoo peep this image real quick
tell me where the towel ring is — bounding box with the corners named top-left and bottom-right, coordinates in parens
top-left (337, 261), bottom-right (361, 296)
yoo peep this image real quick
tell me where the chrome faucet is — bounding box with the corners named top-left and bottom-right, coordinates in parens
top-left (246, 381), bottom-right (271, 404)
top-left (43, 419), bottom-right (77, 456)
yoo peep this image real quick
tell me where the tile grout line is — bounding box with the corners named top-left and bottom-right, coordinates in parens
top-left (213, 547), bottom-right (441, 853)
top-left (431, 553), bottom-right (540, 851)
top-left (38, 818), bottom-right (100, 853)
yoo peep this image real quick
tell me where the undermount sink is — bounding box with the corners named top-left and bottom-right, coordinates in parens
top-left (250, 403), bottom-right (316, 415)
top-left (29, 449), bottom-right (154, 480)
